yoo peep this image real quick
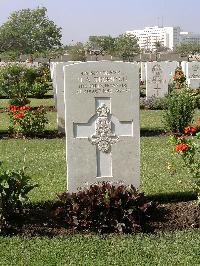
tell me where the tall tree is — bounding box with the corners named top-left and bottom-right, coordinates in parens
top-left (155, 41), bottom-right (169, 52)
top-left (0, 7), bottom-right (62, 55)
top-left (114, 34), bottom-right (140, 61)
top-left (86, 35), bottom-right (115, 55)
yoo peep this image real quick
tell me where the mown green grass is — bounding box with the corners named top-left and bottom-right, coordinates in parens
top-left (0, 103), bottom-right (199, 265)
top-left (140, 110), bottom-right (165, 131)
top-left (0, 136), bottom-right (192, 202)
top-left (0, 231), bottom-right (200, 266)
top-left (0, 97), bottom-right (55, 109)
top-left (0, 139), bottom-right (66, 202)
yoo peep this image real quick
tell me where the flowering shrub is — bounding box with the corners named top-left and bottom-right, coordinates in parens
top-left (173, 66), bottom-right (187, 90)
top-left (0, 63), bottom-right (52, 102)
top-left (8, 105), bottom-right (48, 137)
top-left (30, 64), bottom-right (52, 98)
top-left (170, 119), bottom-right (200, 203)
top-left (30, 81), bottom-right (50, 98)
top-left (163, 89), bottom-right (196, 133)
top-left (0, 64), bottom-right (37, 104)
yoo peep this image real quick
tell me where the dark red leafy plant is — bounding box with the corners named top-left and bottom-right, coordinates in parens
top-left (54, 182), bottom-right (154, 234)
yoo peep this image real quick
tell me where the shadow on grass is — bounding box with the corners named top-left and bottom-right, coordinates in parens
top-left (0, 130), bottom-right (65, 140)
top-left (28, 94), bottom-right (53, 99)
top-left (147, 191), bottom-right (197, 203)
top-left (5, 200), bottom-right (61, 237)
top-left (0, 130), bottom-right (9, 139)
top-left (140, 128), bottom-right (167, 137)
top-left (0, 129), bottom-right (167, 139)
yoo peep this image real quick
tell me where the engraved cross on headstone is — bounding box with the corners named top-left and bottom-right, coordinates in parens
top-left (153, 83), bottom-right (161, 97)
top-left (74, 97), bottom-right (133, 178)
top-left (152, 64), bottom-right (162, 97)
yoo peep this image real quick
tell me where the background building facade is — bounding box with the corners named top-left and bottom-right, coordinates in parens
top-left (126, 26), bottom-right (200, 51)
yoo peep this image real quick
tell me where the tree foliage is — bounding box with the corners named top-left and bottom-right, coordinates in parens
top-left (86, 35), bottom-right (115, 55)
top-left (0, 7), bottom-right (62, 55)
top-left (175, 42), bottom-right (200, 55)
top-left (86, 34), bottom-right (140, 60)
top-left (155, 41), bottom-right (169, 52)
top-left (68, 42), bottom-right (86, 61)
top-left (114, 34), bottom-right (140, 60)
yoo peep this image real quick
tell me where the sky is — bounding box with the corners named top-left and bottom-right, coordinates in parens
top-left (0, 0), bottom-right (200, 45)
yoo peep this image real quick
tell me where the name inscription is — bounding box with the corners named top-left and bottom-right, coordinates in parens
top-left (76, 70), bottom-right (130, 94)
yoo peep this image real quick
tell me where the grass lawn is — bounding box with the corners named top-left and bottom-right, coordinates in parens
top-left (0, 231), bottom-right (200, 266)
top-left (0, 97), bottom-right (55, 109)
top-left (0, 98), bottom-right (199, 265)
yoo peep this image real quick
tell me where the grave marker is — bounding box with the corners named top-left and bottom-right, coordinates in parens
top-left (64, 61), bottom-right (140, 192)
top-left (146, 61), bottom-right (178, 98)
top-left (186, 62), bottom-right (200, 89)
top-left (53, 62), bottom-right (81, 133)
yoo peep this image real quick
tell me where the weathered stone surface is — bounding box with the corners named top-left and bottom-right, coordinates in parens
top-left (64, 61), bottom-right (140, 192)
top-left (146, 61), bottom-right (178, 98)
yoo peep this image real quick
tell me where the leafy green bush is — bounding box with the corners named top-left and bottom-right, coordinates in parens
top-left (30, 64), bottom-right (52, 98)
top-left (189, 89), bottom-right (200, 109)
top-left (0, 64), bottom-right (37, 104)
top-left (30, 81), bottom-right (49, 98)
top-left (8, 105), bottom-right (48, 137)
top-left (0, 63), bottom-right (52, 102)
top-left (163, 89), bottom-right (196, 133)
top-left (54, 182), bottom-right (153, 233)
top-left (0, 166), bottom-right (37, 230)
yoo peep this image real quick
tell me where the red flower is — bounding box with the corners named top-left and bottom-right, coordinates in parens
top-left (198, 119), bottom-right (200, 127)
top-left (184, 126), bottom-right (197, 135)
top-left (176, 143), bottom-right (189, 152)
top-left (14, 112), bottom-right (25, 119)
top-left (8, 105), bottom-right (30, 112)
top-left (8, 105), bottom-right (21, 112)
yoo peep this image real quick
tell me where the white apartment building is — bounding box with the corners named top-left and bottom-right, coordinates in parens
top-left (180, 31), bottom-right (200, 44)
top-left (126, 26), bottom-right (181, 51)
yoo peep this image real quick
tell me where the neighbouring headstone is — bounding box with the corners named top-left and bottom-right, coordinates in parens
top-left (140, 62), bottom-right (146, 83)
top-left (186, 62), bottom-right (200, 89)
top-left (165, 61), bottom-right (179, 83)
top-left (50, 62), bottom-right (58, 109)
top-left (146, 61), bottom-right (178, 98)
top-left (64, 61), bottom-right (140, 192)
top-left (181, 61), bottom-right (187, 76)
top-left (54, 62), bottom-right (81, 133)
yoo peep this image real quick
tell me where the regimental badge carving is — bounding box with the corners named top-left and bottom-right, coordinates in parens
top-left (190, 64), bottom-right (200, 78)
top-left (89, 104), bottom-right (119, 153)
top-left (151, 64), bottom-right (163, 83)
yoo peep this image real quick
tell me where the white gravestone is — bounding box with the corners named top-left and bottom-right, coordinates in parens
top-left (181, 61), bottom-right (187, 76)
top-left (146, 61), bottom-right (178, 98)
top-left (54, 62), bottom-right (81, 133)
top-left (165, 61), bottom-right (179, 83)
top-left (64, 61), bottom-right (140, 192)
top-left (140, 62), bottom-right (146, 82)
top-left (50, 62), bottom-right (58, 110)
top-left (186, 62), bottom-right (200, 89)
top-left (146, 62), bottom-right (168, 98)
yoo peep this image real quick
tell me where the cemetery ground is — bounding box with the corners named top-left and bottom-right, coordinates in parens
top-left (0, 94), bottom-right (200, 265)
